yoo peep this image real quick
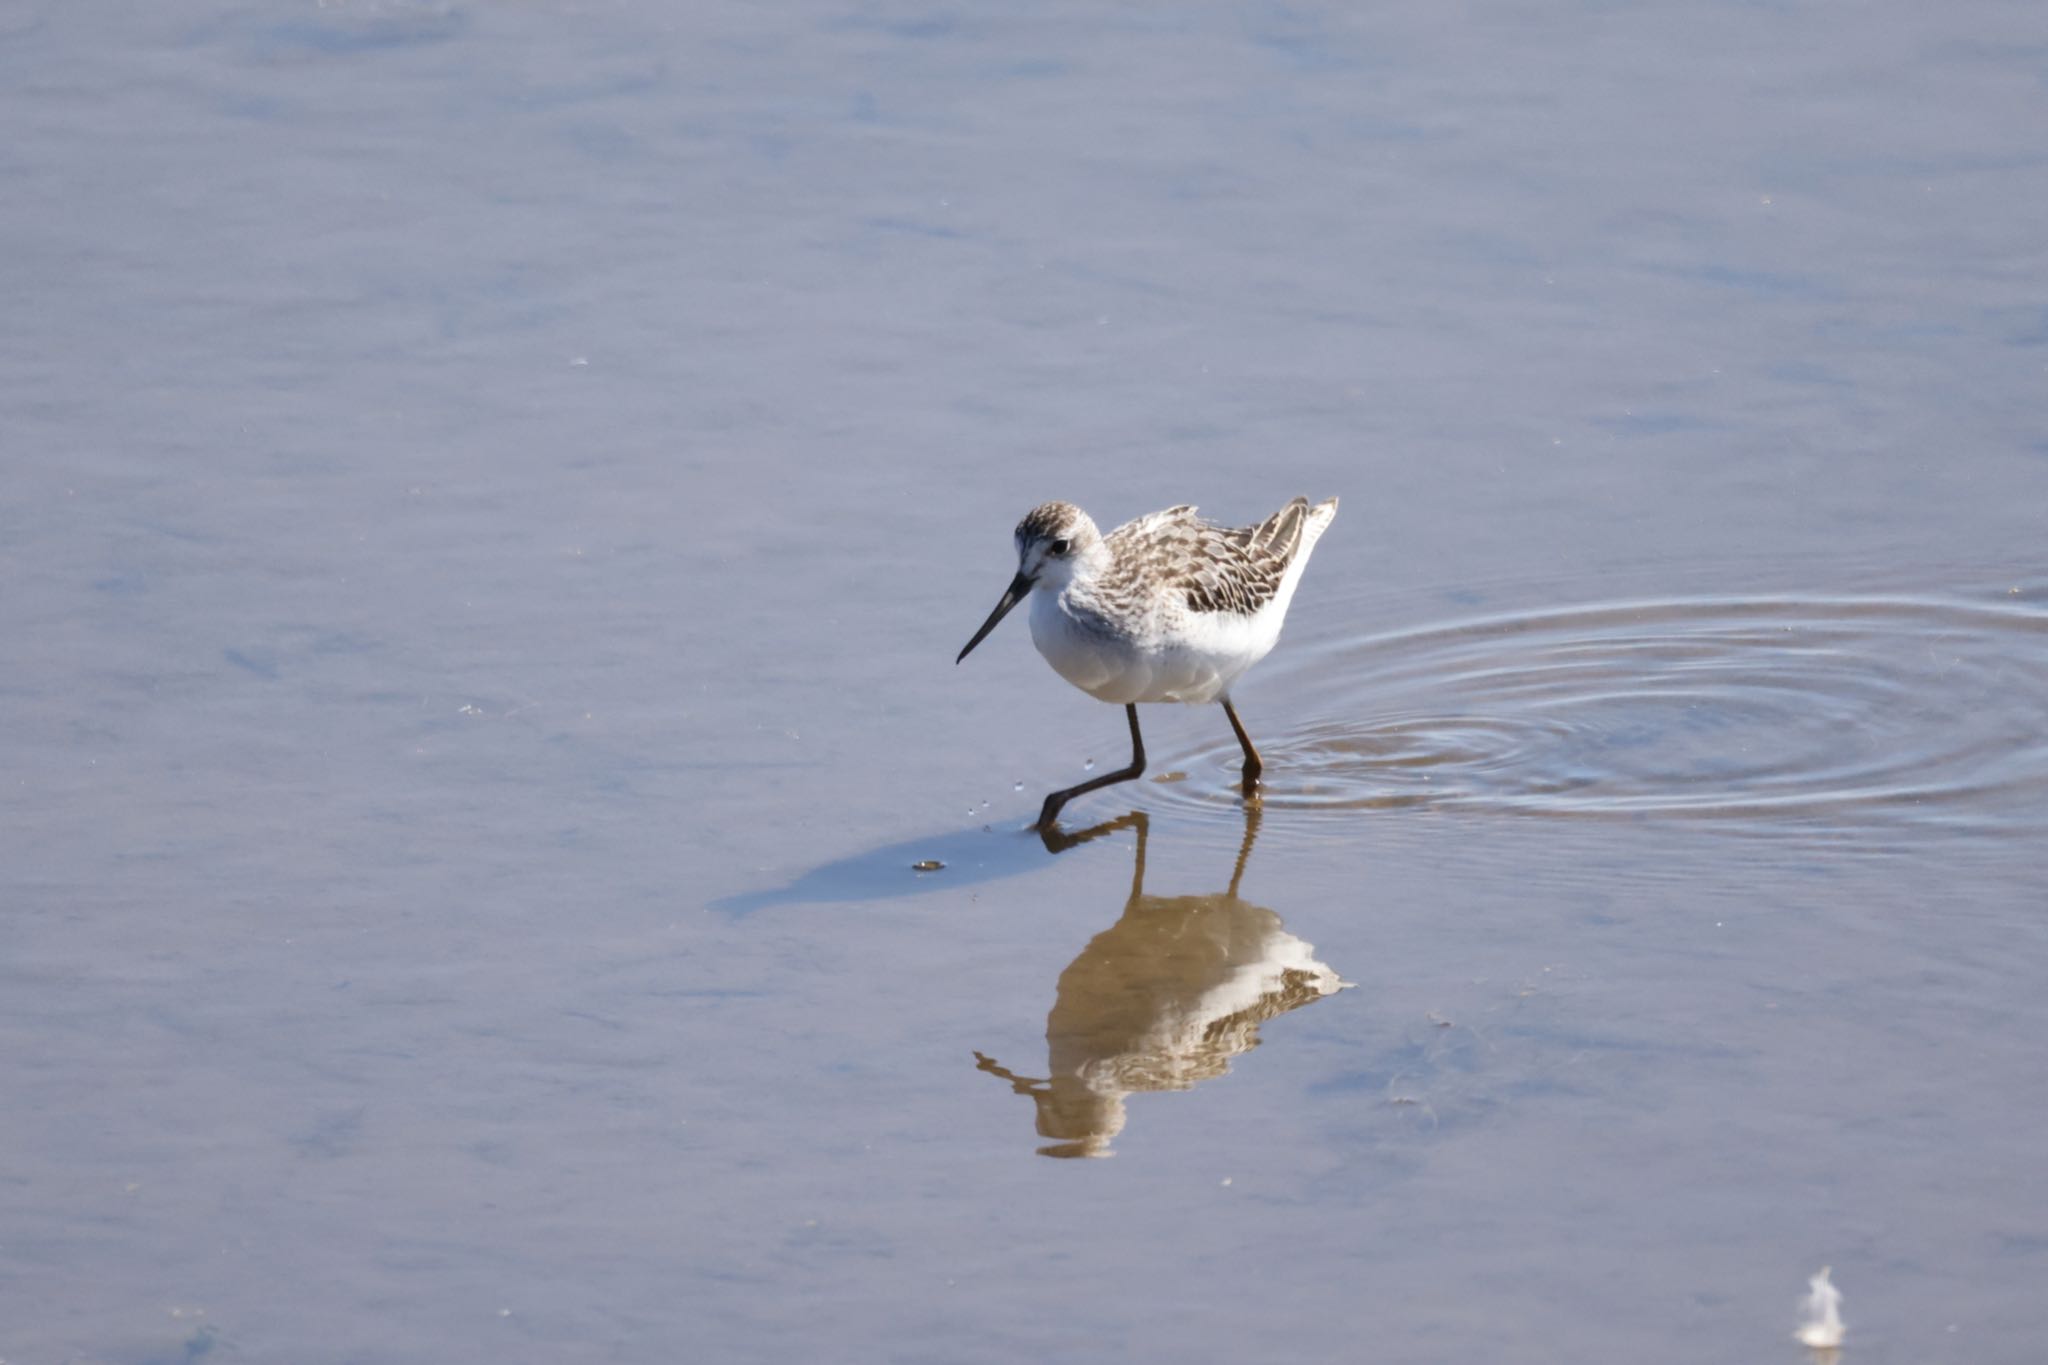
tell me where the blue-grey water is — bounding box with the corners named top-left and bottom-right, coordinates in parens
top-left (6, 2), bottom-right (2047, 1361)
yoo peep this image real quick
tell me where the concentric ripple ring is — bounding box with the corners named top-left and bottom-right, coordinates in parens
top-left (1155, 594), bottom-right (2048, 836)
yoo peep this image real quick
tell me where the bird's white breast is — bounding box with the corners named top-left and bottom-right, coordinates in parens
top-left (1029, 585), bottom-right (1283, 706)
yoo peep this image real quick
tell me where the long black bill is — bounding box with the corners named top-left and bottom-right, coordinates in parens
top-left (957, 572), bottom-right (1033, 664)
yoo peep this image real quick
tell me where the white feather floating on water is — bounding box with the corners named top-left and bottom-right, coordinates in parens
top-left (1794, 1265), bottom-right (1845, 1349)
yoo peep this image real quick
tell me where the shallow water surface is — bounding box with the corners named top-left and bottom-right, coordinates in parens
top-left (5, 1), bottom-right (2048, 1363)
top-left (1167, 588), bottom-right (2048, 833)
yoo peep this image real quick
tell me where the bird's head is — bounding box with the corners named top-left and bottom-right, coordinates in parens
top-left (956, 502), bottom-right (1103, 664)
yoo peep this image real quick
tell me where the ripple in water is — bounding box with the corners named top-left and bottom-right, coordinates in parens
top-left (1157, 595), bottom-right (2048, 836)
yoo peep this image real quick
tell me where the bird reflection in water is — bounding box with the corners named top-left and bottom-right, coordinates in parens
top-left (974, 807), bottom-right (1347, 1159)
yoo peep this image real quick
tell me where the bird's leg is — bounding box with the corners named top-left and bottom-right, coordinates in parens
top-left (1035, 704), bottom-right (1146, 830)
top-left (1220, 696), bottom-right (1262, 795)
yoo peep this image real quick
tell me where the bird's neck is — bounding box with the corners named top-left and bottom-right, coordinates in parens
top-left (1060, 543), bottom-right (1114, 592)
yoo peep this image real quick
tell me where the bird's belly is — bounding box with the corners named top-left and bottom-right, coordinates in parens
top-left (1030, 594), bottom-right (1278, 705)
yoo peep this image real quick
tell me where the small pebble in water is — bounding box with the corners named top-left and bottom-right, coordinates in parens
top-left (1083, 758), bottom-right (1095, 771)
top-left (1013, 781), bottom-right (1024, 792)
top-left (911, 859), bottom-right (944, 873)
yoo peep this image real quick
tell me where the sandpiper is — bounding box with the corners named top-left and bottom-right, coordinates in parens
top-left (957, 496), bottom-right (1338, 828)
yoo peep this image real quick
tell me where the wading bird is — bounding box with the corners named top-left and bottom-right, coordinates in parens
top-left (957, 497), bottom-right (1337, 827)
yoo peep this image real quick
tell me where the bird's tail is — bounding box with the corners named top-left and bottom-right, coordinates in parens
top-left (1249, 495), bottom-right (1337, 562)
top-left (1298, 495), bottom-right (1338, 555)
top-left (1286, 497), bottom-right (1335, 560)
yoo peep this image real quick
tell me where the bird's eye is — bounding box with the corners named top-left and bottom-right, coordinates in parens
top-left (1050, 538), bottom-right (1070, 556)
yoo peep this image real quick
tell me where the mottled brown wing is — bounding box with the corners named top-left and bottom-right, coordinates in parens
top-left (1181, 498), bottom-right (1310, 616)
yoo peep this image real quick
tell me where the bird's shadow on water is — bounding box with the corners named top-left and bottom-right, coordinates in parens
top-left (708, 814), bottom-right (1136, 918)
